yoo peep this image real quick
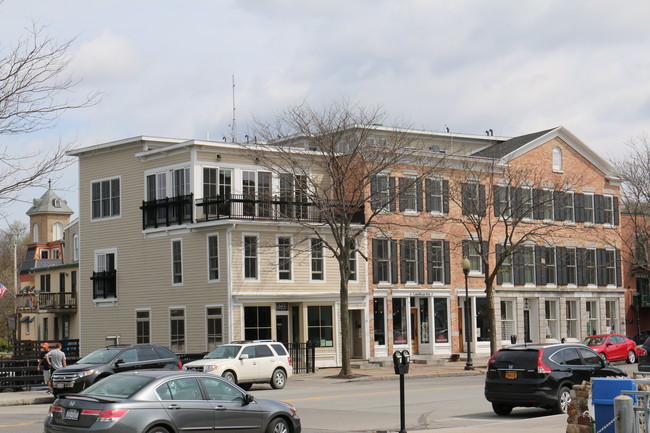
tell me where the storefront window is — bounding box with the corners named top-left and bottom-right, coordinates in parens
top-left (307, 306), bottom-right (333, 347)
top-left (392, 298), bottom-right (408, 345)
top-left (419, 298), bottom-right (429, 344)
top-left (373, 298), bottom-right (385, 345)
top-left (475, 298), bottom-right (491, 342)
top-left (433, 298), bottom-right (448, 343)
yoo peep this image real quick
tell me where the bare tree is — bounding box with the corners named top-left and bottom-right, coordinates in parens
top-left (0, 221), bottom-right (28, 349)
top-left (0, 17), bottom-right (101, 213)
top-left (248, 100), bottom-right (447, 376)
top-left (445, 157), bottom-right (586, 354)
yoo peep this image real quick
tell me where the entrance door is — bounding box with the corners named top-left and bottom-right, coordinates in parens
top-left (523, 310), bottom-right (531, 343)
top-left (410, 307), bottom-right (419, 354)
top-left (276, 315), bottom-right (289, 346)
top-left (349, 310), bottom-right (363, 359)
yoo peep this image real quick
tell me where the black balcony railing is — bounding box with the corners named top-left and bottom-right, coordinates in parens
top-left (91, 270), bottom-right (117, 299)
top-left (16, 292), bottom-right (77, 313)
top-left (140, 194), bottom-right (194, 230)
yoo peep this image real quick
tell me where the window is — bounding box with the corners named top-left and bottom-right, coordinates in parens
top-left (33, 223), bottom-right (39, 242)
top-left (41, 249), bottom-right (49, 259)
top-left (243, 235), bottom-right (258, 280)
top-left (172, 240), bottom-right (183, 285)
top-left (73, 234), bottom-right (79, 262)
top-left (208, 235), bottom-right (219, 281)
top-left (277, 236), bottom-right (292, 281)
top-left (373, 239), bottom-right (395, 283)
top-left (605, 300), bottom-right (618, 333)
top-left (552, 147), bottom-right (562, 171)
top-left (501, 254), bottom-right (513, 285)
top-left (564, 191), bottom-right (575, 222)
top-left (566, 300), bottom-right (578, 339)
top-left (542, 189), bottom-right (554, 220)
top-left (40, 274), bottom-right (51, 292)
top-left (468, 241), bottom-right (483, 273)
top-left (258, 171), bottom-right (272, 217)
top-left (91, 178), bottom-right (120, 219)
top-left (53, 222), bottom-right (63, 241)
top-left (310, 238), bottom-right (324, 281)
top-left (93, 251), bottom-right (116, 299)
top-left (392, 298), bottom-right (408, 345)
top-left (71, 271), bottom-right (77, 293)
top-left (401, 239), bottom-right (420, 283)
top-left (371, 174), bottom-right (391, 210)
top-left (586, 249), bottom-right (597, 285)
top-left (521, 187), bottom-right (533, 219)
top-left (523, 246), bottom-right (535, 284)
top-left (244, 306), bottom-right (271, 340)
top-left (347, 238), bottom-right (357, 281)
top-left (545, 300), bottom-right (559, 340)
top-left (462, 182), bottom-right (484, 216)
top-left (433, 298), bottom-right (449, 343)
top-left (206, 306), bottom-right (223, 350)
top-left (419, 298), bottom-right (429, 344)
top-left (605, 250), bottom-right (616, 286)
top-left (586, 301), bottom-right (598, 335)
top-left (59, 272), bottom-right (65, 291)
top-left (373, 298), bottom-right (385, 345)
top-left (566, 248), bottom-right (577, 285)
top-left (136, 310), bottom-right (150, 344)
top-left (500, 300), bottom-right (515, 340)
top-left (307, 306), bottom-right (333, 347)
top-left (170, 308), bottom-right (185, 352)
top-left (242, 171), bottom-right (256, 217)
top-left (545, 248), bottom-right (556, 285)
top-left (603, 195), bottom-right (614, 225)
top-left (146, 172), bottom-right (168, 222)
top-left (494, 186), bottom-right (511, 217)
top-left (279, 174), bottom-right (309, 219)
top-left (426, 178), bottom-right (444, 213)
top-left (428, 240), bottom-right (444, 284)
top-left (584, 194), bottom-right (595, 224)
top-left (399, 176), bottom-right (417, 212)
top-left (203, 167), bottom-right (231, 215)
top-left (52, 248), bottom-right (60, 259)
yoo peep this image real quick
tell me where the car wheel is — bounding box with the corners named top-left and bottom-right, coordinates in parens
top-left (146, 427), bottom-right (170, 433)
top-left (222, 371), bottom-right (236, 383)
top-left (266, 417), bottom-right (290, 433)
top-left (270, 369), bottom-right (286, 389)
top-left (491, 403), bottom-right (513, 416)
top-left (239, 383), bottom-right (253, 391)
top-left (554, 386), bottom-right (571, 414)
top-left (627, 350), bottom-right (636, 364)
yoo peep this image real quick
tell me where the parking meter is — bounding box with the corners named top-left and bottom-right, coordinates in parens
top-left (392, 350), bottom-right (410, 375)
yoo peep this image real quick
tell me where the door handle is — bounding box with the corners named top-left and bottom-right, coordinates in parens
top-left (167, 404), bottom-right (181, 410)
top-left (214, 405), bottom-right (227, 411)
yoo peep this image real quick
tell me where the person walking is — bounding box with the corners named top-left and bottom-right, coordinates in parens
top-left (36, 342), bottom-right (52, 393)
top-left (45, 342), bottom-right (67, 377)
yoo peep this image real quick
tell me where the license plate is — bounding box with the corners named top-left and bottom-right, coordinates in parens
top-left (64, 409), bottom-right (79, 421)
top-left (54, 383), bottom-right (64, 389)
top-left (505, 371), bottom-right (518, 379)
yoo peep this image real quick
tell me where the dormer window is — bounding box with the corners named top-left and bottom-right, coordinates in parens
top-left (52, 198), bottom-right (61, 208)
top-left (552, 147), bottom-right (563, 171)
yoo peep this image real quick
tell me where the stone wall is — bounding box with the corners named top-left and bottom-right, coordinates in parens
top-left (566, 381), bottom-right (592, 433)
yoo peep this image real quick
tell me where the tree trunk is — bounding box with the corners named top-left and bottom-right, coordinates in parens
top-left (486, 284), bottom-right (498, 355)
top-left (339, 277), bottom-right (351, 376)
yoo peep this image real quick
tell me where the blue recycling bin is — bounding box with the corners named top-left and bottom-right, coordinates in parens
top-left (592, 378), bottom-right (637, 433)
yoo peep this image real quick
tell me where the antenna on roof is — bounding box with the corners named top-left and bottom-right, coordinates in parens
top-left (231, 74), bottom-right (237, 143)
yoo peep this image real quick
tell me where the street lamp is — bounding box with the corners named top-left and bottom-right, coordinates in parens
top-left (461, 257), bottom-right (474, 370)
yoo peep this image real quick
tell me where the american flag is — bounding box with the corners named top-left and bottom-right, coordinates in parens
top-left (0, 283), bottom-right (7, 298)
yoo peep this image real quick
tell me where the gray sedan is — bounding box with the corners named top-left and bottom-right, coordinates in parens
top-left (44, 370), bottom-right (300, 433)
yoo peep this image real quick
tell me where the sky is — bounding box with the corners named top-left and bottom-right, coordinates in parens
top-left (1, 0), bottom-right (649, 227)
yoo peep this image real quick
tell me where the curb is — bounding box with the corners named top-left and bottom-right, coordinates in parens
top-left (0, 394), bottom-right (54, 407)
top-left (346, 370), bottom-right (485, 382)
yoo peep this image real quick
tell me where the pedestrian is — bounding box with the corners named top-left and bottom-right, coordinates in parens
top-left (36, 342), bottom-right (52, 393)
top-left (45, 342), bottom-right (67, 377)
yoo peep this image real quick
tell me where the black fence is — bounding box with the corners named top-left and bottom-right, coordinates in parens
top-left (287, 342), bottom-right (316, 374)
top-left (0, 357), bottom-right (80, 391)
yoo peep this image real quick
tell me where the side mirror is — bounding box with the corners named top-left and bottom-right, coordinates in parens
top-left (244, 393), bottom-right (255, 405)
top-left (115, 359), bottom-right (125, 366)
top-left (239, 354), bottom-right (249, 360)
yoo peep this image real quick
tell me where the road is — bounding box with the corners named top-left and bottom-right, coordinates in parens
top-left (0, 361), bottom-right (637, 433)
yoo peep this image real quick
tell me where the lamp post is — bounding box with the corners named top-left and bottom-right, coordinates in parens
top-left (462, 257), bottom-right (474, 370)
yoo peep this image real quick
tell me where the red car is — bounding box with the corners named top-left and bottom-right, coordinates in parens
top-left (581, 334), bottom-right (637, 363)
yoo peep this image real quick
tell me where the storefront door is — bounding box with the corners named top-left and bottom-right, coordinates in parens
top-left (410, 307), bottom-right (419, 354)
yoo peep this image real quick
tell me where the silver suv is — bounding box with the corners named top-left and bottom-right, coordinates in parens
top-left (183, 340), bottom-right (293, 390)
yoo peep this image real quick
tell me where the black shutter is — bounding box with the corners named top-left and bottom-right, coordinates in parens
top-left (594, 195), bottom-right (604, 224)
top-left (370, 176), bottom-right (379, 210)
top-left (496, 244), bottom-right (503, 285)
top-left (416, 180), bottom-right (423, 212)
top-left (443, 241), bottom-right (451, 284)
top-left (426, 241), bottom-right (434, 284)
top-left (614, 197), bottom-right (620, 225)
top-left (398, 178), bottom-right (406, 212)
top-left (479, 185), bottom-right (486, 217)
top-left (576, 248), bottom-right (586, 286)
top-left (442, 180), bottom-right (449, 214)
top-left (574, 193), bottom-right (585, 223)
top-left (554, 191), bottom-right (564, 221)
top-left (390, 240), bottom-right (398, 284)
top-left (597, 249), bottom-right (606, 287)
top-left (399, 240), bottom-right (407, 284)
top-left (616, 249), bottom-right (622, 287)
top-left (389, 177), bottom-right (396, 212)
top-left (417, 240), bottom-right (425, 284)
top-left (461, 183), bottom-right (470, 216)
top-left (372, 239), bottom-right (380, 283)
top-left (557, 247), bottom-right (567, 286)
top-left (425, 179), bottom-right (432, 212)
top-left (494, 185), bottom-right (502, 217)
top-left (533, 189), bottom-right (544, 220)
top-left (512, 188), bottom-right (523, 219)
top-left (535, 246), bottom-right (546, 286)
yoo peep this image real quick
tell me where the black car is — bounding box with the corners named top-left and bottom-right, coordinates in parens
top-left (484, 343), bottom-right (626, 415)
top-left (637, 337), bottom-right (650, 371)
top-left (51, 344), bottom-right (182, 396)
top-left (633, 330), bottom-right (650, 345)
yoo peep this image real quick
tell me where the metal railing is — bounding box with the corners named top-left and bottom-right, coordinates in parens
top-left (286, 342), bottom-right (316, 374)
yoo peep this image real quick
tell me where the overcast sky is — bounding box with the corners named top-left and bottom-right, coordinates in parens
top-left (2, 0), bottom-right (649, 226)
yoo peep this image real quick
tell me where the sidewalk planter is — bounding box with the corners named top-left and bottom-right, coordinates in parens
top-left (592, 378), bottom-right (637, 433)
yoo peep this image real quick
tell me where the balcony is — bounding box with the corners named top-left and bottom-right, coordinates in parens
top-left (91, 270), bottom-right (117, 299)
top-left (140, 194), bottom-right (365, 229)
top-left (16, 292), bottom-right (77, 313)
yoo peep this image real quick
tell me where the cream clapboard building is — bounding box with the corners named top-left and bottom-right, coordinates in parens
top-left (70, 137), bottom-right (368, 366)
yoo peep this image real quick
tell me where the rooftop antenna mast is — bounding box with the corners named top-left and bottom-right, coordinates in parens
top-left (231, 74), bottom-right (237, 143)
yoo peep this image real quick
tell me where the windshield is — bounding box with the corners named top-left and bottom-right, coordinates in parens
top-left (77, 348), bottom-right (122, 364)
top-left (205, 345), bottom-right (241, 360)
top-left (582, 337), bottom-right (606, 346)
top-left (82, 375), bottom-right (154, 399)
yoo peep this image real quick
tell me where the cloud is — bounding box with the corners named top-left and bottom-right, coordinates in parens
top-left (71, 29), bottom-right (141, 82)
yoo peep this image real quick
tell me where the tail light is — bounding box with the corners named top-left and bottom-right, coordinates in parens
top-left (638, 347), bottom-right (648, 357)
top-left (537, 349), bottom-right (552, 374)
top-left (177, 361), bottom-right (183, 370)
top-left (49, 406), bottom-right (62, 417)
top-left (288, 356), bottom-right (293, 367)
top-left (97, 409), bottom-right (129, 422)
top-left (487, 350), bottom-right (501, 368)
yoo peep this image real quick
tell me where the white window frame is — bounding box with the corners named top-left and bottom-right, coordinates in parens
top-left (94, 248), bottom-right (117, 301)
top-left (545, 299), bottom-right (559, 340)
top-left (73, 233), bottom-right (79, 262)
top-left (401, 175), bottom-right (417, 213)
top-left (429, 240), bottom-right (445, 284)
top-left (310, 237), bottom-right (325, 282)
top-left (586, 300), bottom-right (599, 335)
top-left (586, 249), bottom-right (597, 286)
top-left (523, 246), bottom-right (535, 285)
top-left (545, 247), bottom-right (556, 286)
top-left (552, 147), bottom-right (563, 171)
top-left (277, 235), bottom-right (293, 282)
top-left (171, 239), bottom-right (183, 286)
top-left (566, 300), bottom-right (579, 340)
top-left (603, 195), bottom-right (614, 226)
top-left (584, 193), bottom-right (595, 225)
top-left (402, 239), bottom-right (419, 284)
top-left (566, 247), bottom-right (577, 286)
top-left (564, 191), bottom-right (575, 223)
top-left (135, 309), bottom-right (151, 344)
top-left (605, 300), bottom-right (619, 333)
top-left (207, 234), bottom-right (220, 282)
top-left (468, 241), bottom-right (483, 275)
top-left (206, 305), bottom-right (223, 351)
top-left (53, 222), bottom-right (63, 241)
top-left (375, 174), bottom-right (391, 210)
top-left (91, 177), bottom-right (121, 220)
top-left (605, 249), bottom-right (616, 287)
top-left (500, 299), bottom-right (516, 341)
top-left (376, 239), bottom-right (392, 284)
top-left (542, 189), bottom-right (554, 221)
top-left (243, 234), bottom-right (259, 281)
top-left (169, 307), bottom-right (186, 353)
top-left (521, 186), bottom-right (533, 220)
top-left (428, 177), bottom-right (443, 214)
top-left (348, 238), bottom-right (358, 282)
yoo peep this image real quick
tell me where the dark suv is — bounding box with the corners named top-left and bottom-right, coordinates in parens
top-left (51, 344), bottom-right (182, 395)
top-left (484, 343), bottom-right (626, 415)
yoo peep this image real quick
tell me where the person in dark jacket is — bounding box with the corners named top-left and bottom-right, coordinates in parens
top-left (36, 342), bottom-right (52, 393)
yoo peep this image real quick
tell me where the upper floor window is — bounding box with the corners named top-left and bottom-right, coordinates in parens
top-left (552, 147), bottom-right (563, 171)
top-left (584, 193), bottom-right (595, 224)
top-left (521, 187), bottom-right (533, 219)
top-left (33, 223), bottom-right (39, 242)
top-left (563, 191), bottom-right (575, 222)
top-left (400, 239), bottom-right (422, 284)
top-left (373, 239), bottom-right (396, 283)
top-left (243, 235), bottom-right (258, 280)
top-left (425, 178), bottom-right (446, 214)
top-left (171, 240), bottom-right (183, 285)
top-left (172, 168), bottom-right (190, 196)
top-left (541, 189), bottom-right (554, 220)
top-left (603, 195), bottom-right (614, 225)
top-left (463, 240), bottom-right (484, 273)
top-left (348, 238), bottom-right (357, 281)
top-left (93, 250), bottom-right (116, 299)
top-left (371, 174), bottom-right (394, 211)
top-left (566, 248), bottom-right (577, 285)
top-left (494, 185), bottom-right (511, 218)
top-left (523, 246), bottom-right (535, 285)
top-left (52, 222), bottom-right (63, 241)
top-left (545, 247), bottom-right (556, 285)
top-left (277, 236), bottom-right (292, 281)
top-left (399, 176), bottom-right (418, 212)
top-left (208, 235), bottom-right (219, 281)
top-left (427, 240), bottom-right (450, 284)
top-left (311, 238), bottom-right (324, 281)
top-left (604, 249), bottom-right (616, 286)
top-left (92, 178), bottom-right (120, 219)
top-left (73, 234), bottom-right (79, 262)
top-left (586, 249), bottom-right (597, 285)
top-left (461, 182), bottom-right (485, 217)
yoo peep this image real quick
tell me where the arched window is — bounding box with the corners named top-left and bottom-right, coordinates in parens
top-left (552, 147), bottom-right (563, 171)
top-left (53, 222), bottom-right (63, 241)
top-left (33, 224), bottom-right (39, 243)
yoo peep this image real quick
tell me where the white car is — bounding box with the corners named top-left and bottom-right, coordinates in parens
top-left (183, 340), bottom-right (293, 389)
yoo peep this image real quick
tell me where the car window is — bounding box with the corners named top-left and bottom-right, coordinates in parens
top-left (82, 375), bottom-right (153, 398)
top-left (199, 377), bottom-right (244, 402)
top-left (154, 346), bottom-right (176, 359)
top-left (119, 349), bottom-right (138, 363)
top-left (77, 348), bottom-right (122, 364)
top-left (559, 348), bottom-right (582, 366)
top-left (206, 345), bottom-right (241, 359)
top-left (612, 336), bottom-right (624, 344)
top-left (578, 347), bottom-right (601, 366)
top-left (256, 345), bottom-right (273, 358)
top-left (582, 336), bottom-right (605, 346)
top-left (137, 346), bottom-right (159, 361)
top-left (156, 377), bottom-right (203, 401)
top-left (242, 346), bottom-right (256, 359)
top-left (271, 343), bottom-right (288, 356)
top-left (490, 349), bottom-right (539, 370)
